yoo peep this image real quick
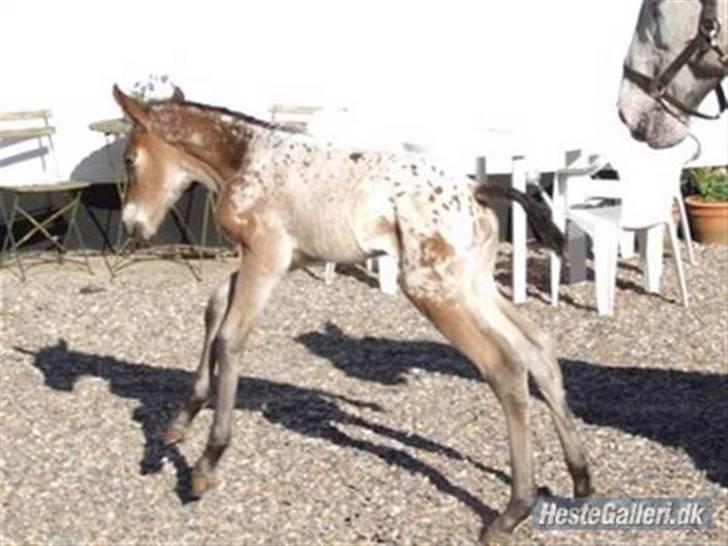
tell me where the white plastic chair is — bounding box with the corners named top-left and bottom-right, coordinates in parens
top-left (550, 140), bottom-right (692, 316)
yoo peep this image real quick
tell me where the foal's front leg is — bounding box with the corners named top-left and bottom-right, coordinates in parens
top-left (165, 272), bottom-right (238, 444)
top-left (191, 251), bottom-right (288, 497)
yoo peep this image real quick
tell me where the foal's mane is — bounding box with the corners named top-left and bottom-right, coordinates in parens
top-left (149, 99), bottom-right (297, 133)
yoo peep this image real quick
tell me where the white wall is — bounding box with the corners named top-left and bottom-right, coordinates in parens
top-left (1, 0), bottom-right (725, 182)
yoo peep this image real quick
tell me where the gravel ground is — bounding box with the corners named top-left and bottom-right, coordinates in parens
top-left (1, 243), bottom-right (726, 546)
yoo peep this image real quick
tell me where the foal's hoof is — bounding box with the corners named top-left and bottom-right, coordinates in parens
top-left (575, 481), bottom-right (595, 498)
top-left (479, 526), bottom-right (514, 546)
top-left (190, 469), bottom-right (215, 498)
top-left (573, 467), bottom-right (595, 498)
top-left (164, 426), bottom-right (186, 445)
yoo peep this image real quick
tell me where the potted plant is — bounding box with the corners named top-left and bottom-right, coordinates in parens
top-left (682, 166), bottom-right (728, 244)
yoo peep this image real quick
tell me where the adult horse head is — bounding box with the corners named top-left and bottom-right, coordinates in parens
top-left (618, 0), bottom-right (728, 148)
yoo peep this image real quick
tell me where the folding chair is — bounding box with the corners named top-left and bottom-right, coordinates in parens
top-left (0, 110), bottom-right (92, 280)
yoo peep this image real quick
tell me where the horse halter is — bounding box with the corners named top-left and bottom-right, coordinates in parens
top-left (623, 0), bottom-right (728, 121)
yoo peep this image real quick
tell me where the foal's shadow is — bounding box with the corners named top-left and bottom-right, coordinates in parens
top-left (296, 322), bottom-right (480, 385)
top-left (17, 340), bottom-right (500, 523)
top-left (295, 323), bottom-right (728, 488)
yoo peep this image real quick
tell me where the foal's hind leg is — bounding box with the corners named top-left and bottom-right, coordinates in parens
top-left (496, 297), bottom-right (593, 497)
top-left (165, 272), bottom-right (237, 444)
top-left (404, 289), bottom-right (536, 544)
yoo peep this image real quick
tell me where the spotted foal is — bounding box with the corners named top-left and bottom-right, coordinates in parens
top-left (112, 85), bottom-right (592, 544)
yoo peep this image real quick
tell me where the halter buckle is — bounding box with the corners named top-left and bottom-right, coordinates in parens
top-left (649, 83), bottom-right (667, 100)
top-left (700, 18), bottom-right (721, 43)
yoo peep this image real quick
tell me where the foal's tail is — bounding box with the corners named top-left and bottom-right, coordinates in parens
top-left (474, 183), bottom-right (565, 257)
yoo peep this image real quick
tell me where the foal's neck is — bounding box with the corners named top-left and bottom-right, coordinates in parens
top-left (151, 103), bottom-right (270, 193)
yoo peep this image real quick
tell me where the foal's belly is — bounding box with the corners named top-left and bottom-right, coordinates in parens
top-left (286, 180), bottom-right (394, 264)
top-left (288, 210), bottom-right (374, 264)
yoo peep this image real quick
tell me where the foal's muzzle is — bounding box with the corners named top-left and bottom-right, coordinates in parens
top-left (121, 203), bottom-right (152, 239)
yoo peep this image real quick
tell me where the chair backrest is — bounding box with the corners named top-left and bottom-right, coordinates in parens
top-left (268, 104), bottom-right (321, 133)
top-left (0, 110), bottom-right (60, 185)
top-left (556, 149), bottom-right (611, 206)
top-left (612, 138), bottom-right (695, 229)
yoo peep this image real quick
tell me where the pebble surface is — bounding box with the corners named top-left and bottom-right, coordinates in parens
top-left (1, 244), bottom-right (726, 545)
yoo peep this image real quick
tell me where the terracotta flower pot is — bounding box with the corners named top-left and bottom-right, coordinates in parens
top-left (685, 195), bottom-right (728, 244)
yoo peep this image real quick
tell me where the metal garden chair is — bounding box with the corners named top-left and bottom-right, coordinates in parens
top-left (1, 110), bottom-right (92, 280)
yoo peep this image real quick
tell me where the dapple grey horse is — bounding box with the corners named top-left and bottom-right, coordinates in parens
top-left (619, 0), bottom-right (728, 148)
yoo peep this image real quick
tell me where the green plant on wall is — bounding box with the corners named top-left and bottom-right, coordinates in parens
top-left (682, 166), bottom-right (728, 202)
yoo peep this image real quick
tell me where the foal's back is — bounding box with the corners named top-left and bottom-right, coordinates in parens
top-left (244, 129), bottom-right (493, 271)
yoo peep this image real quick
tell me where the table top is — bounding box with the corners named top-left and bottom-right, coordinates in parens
top-left (88, 118), bottom-right (130, 136)
top-left (0, 180), bottom-right (91, 192)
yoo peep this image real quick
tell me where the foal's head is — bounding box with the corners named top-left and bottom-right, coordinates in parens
top-left (113, 85), bottom-right (200, 239)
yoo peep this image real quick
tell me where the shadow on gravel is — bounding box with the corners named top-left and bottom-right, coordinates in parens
top-left (296, 323), bottom-right (728, 488)
top-left (296, 322), bottom-right (480, 384)
top-left (17, 339), bottom-right (499, 525)
top-left (560, 359), bottom-right (728, 488)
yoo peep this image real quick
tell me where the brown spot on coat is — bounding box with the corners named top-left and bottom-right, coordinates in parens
top-left (349, 152), bottom-right (364, 162)
top-left (419, 233), bottom-right (454, 267)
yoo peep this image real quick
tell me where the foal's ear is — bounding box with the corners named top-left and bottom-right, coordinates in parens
top-left (112, 84), bottom-right (150, 129)
top-left (171, 85), bottom-right (185, 102)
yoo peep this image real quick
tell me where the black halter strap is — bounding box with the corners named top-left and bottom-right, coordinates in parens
top-left (624, 0), bottom-right (728, 121)
top-left (623, 65), bottom-right (727, 120)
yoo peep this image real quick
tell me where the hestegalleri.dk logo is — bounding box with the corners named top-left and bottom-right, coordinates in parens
top-left (532, 496), bottom-right (712, 530)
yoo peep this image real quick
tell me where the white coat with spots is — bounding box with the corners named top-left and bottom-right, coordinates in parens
top-left (112, 85), bottom-right (592, 544)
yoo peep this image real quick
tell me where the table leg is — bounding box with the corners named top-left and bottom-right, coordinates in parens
top-left (511, 155), bottom-right (527, 304)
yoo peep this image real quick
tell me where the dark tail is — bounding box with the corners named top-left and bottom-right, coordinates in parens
top-left (474, 183), bottom-right (565, 257)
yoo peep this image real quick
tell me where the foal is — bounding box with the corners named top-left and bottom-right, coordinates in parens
top-left (112, 85), bottom-right (592, 544)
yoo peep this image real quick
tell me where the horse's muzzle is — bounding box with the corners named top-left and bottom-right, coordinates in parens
top-left (121, 203), bottom-right (152, 239)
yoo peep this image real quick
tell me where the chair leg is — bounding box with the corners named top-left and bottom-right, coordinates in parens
top-left (2, 195), bottom-right (26, 281)
top-left (666, 221), bottom-right (689, 307)
top-left (324, 262), bottom-right (335, 285)
top-left (377, 255), bottom-right (398, 295)
top-left (550, 251), bottom-right (561, 306)
top-left (567, 224), bottom-right (587, 284)
top-left (0, 196), bottom-right (10, 272)
top-left (619, 230), bottom-right (635, 259)
top-left (639, 226), bottom-right (664, 294)
top-left (66, 191), bottom-right (94, 276)
top-left (593, 231), bottom-right (618, 316)
top-left (607, 239), bottom-right (619, 314)
top-left (60, 191), bottom-right (82, 263)
top-left (170, 205), bottom-right (202, 281)
top-left (675, 195), bottom-right (696, 265)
